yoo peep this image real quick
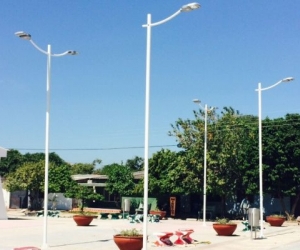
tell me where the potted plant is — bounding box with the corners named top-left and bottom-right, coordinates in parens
top-left (266, 214), bottom-right (286, 227)
top-left (113, 228), bottom-right (143, 250)
top-left (65, 184), bottom-right (103, 226)
top-left (149, 206), bottom-right (167, 220)
top-left (212, 218), bottom-right (237, 236)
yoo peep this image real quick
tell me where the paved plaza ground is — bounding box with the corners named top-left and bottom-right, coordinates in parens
top-left (1, 209), bottom-right (300, 250)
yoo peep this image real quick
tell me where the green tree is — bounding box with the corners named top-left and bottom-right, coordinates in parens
top-left (4, 161), bottom-right (45, 209)
top-left (70, 163), bottom-right (94, 175)
top-left (65, 184), bottom-right (103, 213)
top-left (125, 156), bottom-right (144, 172)
top-left (263, 114), bottom-right (300, 219)
top-left (70, 158), bottom-right (102, 175)
top-left (0, 149), bottom-right (24, 177)
top-left (147, 149), bottom-right (200, 195)
top-left (170, 106), bottom-right (258, 215)
top-left (4, 159), bottom-right (76, 210)
top-left (207, 108), bottom-right (258, 214)
top-left (92, 158), bottom-right (102, 174)
top-left (23, 152), bottom-right (67, 166)
top-left (48, 164), bottom-right (74, 193)
top-left (105, 164), bottom-right (135, 200)
top-left (100, 163), bottom-right (119, 175)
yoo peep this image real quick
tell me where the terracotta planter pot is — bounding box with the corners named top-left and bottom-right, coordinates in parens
top-left (73, 215), bottom-right (94, 226)
top-left (266, 216), bottom-right (286, 227)
top-left (212, 223), bottom-right (237, 236)
top-left (149, 210), bottom-right (167, 219)
top-left (113, 235), bottom-right (143, 250)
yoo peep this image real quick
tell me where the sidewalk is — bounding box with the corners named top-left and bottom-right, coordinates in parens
top-left (1, 210), bottom-right (300, 250)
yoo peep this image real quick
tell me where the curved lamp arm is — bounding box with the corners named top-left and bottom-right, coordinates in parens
top-left (15, 31), bottom-right (77, 57)
top-left (256, 77), bottom-right (294, 92)
top-left (193, 99), bottom-right (215, 112)
top-left (142, 10), bottom-right (181, 27)
top-left (142, 2), bottom-right (200, 28)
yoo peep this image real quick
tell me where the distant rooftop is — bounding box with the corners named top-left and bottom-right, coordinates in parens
top-left (72, 171), bottom-right (144, 181)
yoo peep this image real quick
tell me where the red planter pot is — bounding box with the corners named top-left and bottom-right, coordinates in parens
top-left (73, 215), bottom-right (94, 226)
top-left (266, 216), bottom-right (286, 227)
top-left (113, 235), bottom-right (143, 250)
top-left (212, 223), bottom-right (237, 236)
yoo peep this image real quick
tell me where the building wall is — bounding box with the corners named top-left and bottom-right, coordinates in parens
top-left (2, 187), bottom-right (10, 209)
top-left (10, 190), bottom-right (27, 209)
top-left (0, 177), bottom-right (7, 219)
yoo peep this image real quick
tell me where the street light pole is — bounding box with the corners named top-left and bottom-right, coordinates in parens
top-left (255, 77), bottom-right (294, 238)
top-left (15, 31), bottom-right (77, 249)
top-left (142, 3), bottom-right (200, 249)
top-left (193, 99), bottom-right (214, 226)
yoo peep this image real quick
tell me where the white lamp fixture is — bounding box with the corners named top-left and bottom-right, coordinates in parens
top-left (141, 4), bottom-right (200, 249)
top-left (193, 99), bottom-right (215, 226)
top-left (181, 2), bottom-right (201, 12)
top-left (15, 31), bottom-right (77, 249)
top-left (255, 76), bottom-right (294, 238)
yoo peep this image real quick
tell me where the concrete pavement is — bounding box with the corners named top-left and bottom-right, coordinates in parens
top-left (1, 209), bottom-right (300, 250)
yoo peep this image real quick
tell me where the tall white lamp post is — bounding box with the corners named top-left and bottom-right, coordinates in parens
top-left (193, 99), bottom-right (214, 226)
top-left (142, 3), bottom-right (200, 248)
top-left (255, 77), bottom-right (294, 238)
top-left (15, 31), bottom-right (77, 249)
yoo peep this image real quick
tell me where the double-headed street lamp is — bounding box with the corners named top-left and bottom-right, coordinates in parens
top-left (15, 31), bottom-right (77, 249)
top-left (142, 3), bottom-right (200, 249)
top-left (255, 77), bottom-right (294, 238)
top-left (193, 99), bottom-right (215, 226)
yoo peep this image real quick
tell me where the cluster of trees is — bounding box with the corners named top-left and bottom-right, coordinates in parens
top-left (0, 151), bottom-right (143, 210)
top-left (168, 107), bottom-right (300, 219)
top-left (1, 107), bottom-right (300, 218)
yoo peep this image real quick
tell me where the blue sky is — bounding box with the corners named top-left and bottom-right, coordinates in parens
top-left (0, 0), bottom-right (299, 167)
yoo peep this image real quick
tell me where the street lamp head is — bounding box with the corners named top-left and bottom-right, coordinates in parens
top-left (193, 99), bottom-right (201, 104)
top-left (181, 2), bottom-right (201, 12)
top-left (15, 31), bottom-right (31, 40)
top-left (282, 77), bottom-right (294, 82)
top-left (67, 50), bottom-right (78, 55)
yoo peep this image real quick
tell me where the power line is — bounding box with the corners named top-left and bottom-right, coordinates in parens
top-left (10, 119), bottom-right (300, 152)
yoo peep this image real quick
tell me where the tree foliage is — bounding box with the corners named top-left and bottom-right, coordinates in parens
top-left (4, 161), bottom-right (45, 209)
top-left (48, 164), bottom-right (74, 193)
top-left (0, 149), bottom-right (24, 177)
top-left (23, 152), bottom-right (67, 166)
top-left (208, 108), bottom-right (258, 197)
top-left (169, 108), bottom-right (300, 217)
top-left (4, 159), bottom-right (76, 210)
top-left (169, 106), bottom-right (259, 214)
top-left (69, 158), bottom-right (102, 175)
top-left (125, 156), bottom-right (144, 172)
top-left (105, 164), bottom-right (135, 199)
top-left (147, 149), bottom-right (200, 195)
top-left (263, 114), bottom-right (300, 218)
top-left (70, 163), bottom-right (95, 175)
